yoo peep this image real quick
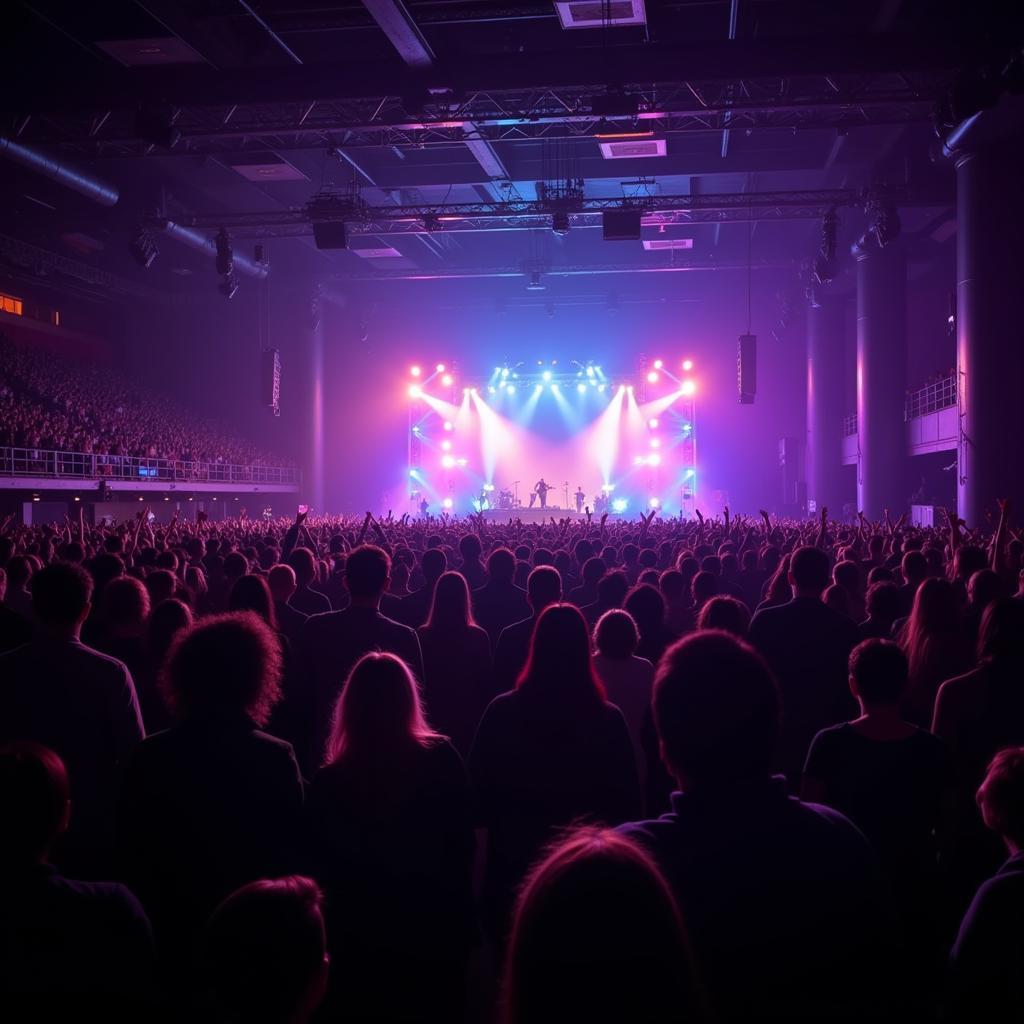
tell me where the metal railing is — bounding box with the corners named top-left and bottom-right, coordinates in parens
top-left (842, 413), bottom-right (858, 437)
top-left (0, 447), bottom-right (301, 486)
top-left (905, 374), bottom-right (957, 420)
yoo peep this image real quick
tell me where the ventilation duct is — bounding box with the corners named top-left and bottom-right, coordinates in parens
top-left (154, 220), bottom-right (269, 279)
top-left (0, 136), bottom-right (119, 207)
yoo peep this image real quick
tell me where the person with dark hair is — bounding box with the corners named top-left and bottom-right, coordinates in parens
top-left (624, 583), bottom-right (680, 666)
top-left (0, 562), bottom-right (143, 875)
top-left (286, 547), bottom-right (331, 617)
top-left (229, 572), bottom-right (280, 634)
top-left (580, 569), bottom-right (629, 627)
top-left (492, 565), bottom-right (563, 696)
top-left (899, 549), bottom-right (929, 617)
top-left (0, 742), bottom-right (156, 1019)
top-left (964, 568), bottom-right (1004, 655)
top-left (305, 652), bottom-right (475, 1020)
top-left (502, 827), bottom-right (701, 1024)
top-left (470, 604), bottom-right (640, 939)
top-left (620, 631), bottom-right (886, 1023)
top-left (659, 569), bottom-right (695, 636)
top-left (267, 563), bottom-right (308, 643)
top-left (934, 599), bottom-right (1024, 902)
top-left (0, 565), bottom-right (32, 654)
top-left (118, 612), bottom-right (303, 965)
top-left (690, 569), bottom-right (717, 612)
top-left (292, 544), bottom-right (424, 773)
top-left (696, 595), bottom-right (750, 638)
top-left (566, 555), bottom-right (606, 609)
top-left (472, 547), bottom-right (531, 648)
top-left (3, 554), bottom-right (34, 621)
top-left (898, 577), bottom-right (972, 726)
top-left (417, 570), bottom-right (493, 755)
top-left (95, 576), bottom-right (151, 687)
top-left (948, 747), bottom-right (1024, 1022)
top-left (832, 560), bottom-right (866, 624)
top-left (803, 640), bottom-right (954, 988)
top-left (457, 532), bottom-right (489, 590)
top-left (144, 568), bottom-right (177, 608)
top-left (860, 580), bottom-right (902, 639)
top-left (397, 547), bottom-right (448, 628)
top-left (199, 876), bottom-right (328, 1024)
top-left (593, 609), bottom-right (655, 785)
top-left (749, 545), bottom-right (860, 788)
top-left (135, 598), bottom-right (192, 733)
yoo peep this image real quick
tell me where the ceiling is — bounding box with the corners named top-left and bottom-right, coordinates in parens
top-left (0, 0), bottom-right (1019, 297)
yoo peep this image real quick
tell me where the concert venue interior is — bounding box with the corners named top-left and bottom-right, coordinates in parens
top-left (2, 3), bottom-right (1024, 1023)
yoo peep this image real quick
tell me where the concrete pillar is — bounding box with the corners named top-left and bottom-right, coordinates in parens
top-left (855, 242), bottom-right (907, 519)
top-left (309, 291), bottom-right (325, 513)
top-left (806, 299), bottom-right (846, 515)
top-left (955, 144), bottom-right (1024, 526)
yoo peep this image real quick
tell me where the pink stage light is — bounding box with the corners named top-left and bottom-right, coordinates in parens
top-left (648, 418), bottom-right (659, 429)
top-left (408, 384), bottom-right (422, 399)
top-left (443, 421), bottom-right (454, 431)
top-left (650, 438), bottom-right (661, 448)
top-left (442, 374), bottom-right (454, 387)
top-left (682, 359), bottom-right (693, 371)
top-left (653, 359), bottom-right (663, 370)
top-left (410, 365), bottom-right (421, 377)
top-left (436, 363), bottom-right (446, 373)
top-left (648, 453), bottom-right (662, 466)
top-left (441, 455), bottom-right (456, 468)
top-left (647, 371), bottom-right (659, 384)
top-left (442, 497), bottom-right (453, 509)
top-left (681, 380), bottom-right (696, 395)
top-left (441, 440), bottom-right (452, 451)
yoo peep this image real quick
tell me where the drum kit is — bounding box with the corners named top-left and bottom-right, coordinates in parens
top-left (496, 488), bottom-right (521, 510)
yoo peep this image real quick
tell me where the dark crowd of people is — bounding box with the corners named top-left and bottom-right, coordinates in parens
top-left (0, 335), bottom-right (290, 466)
top-left (1, 499), bottom-right (1023, 1022)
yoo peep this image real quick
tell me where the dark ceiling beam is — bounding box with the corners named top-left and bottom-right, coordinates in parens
top-left (362, 0), bottom-right (434, 69)
top-left (133, 0), bottom-right (244, 70)
top-left (2, 33), bottom-right (971, 116)
top-left (172, 185), bottom-right (950, 237)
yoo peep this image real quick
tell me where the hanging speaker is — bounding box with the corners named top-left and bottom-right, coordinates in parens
top-left (602, 209), bottom-right (642, 241)
top-left (312, 221), bottom-right (348, 250)
top-left (261, 348), bottom-right (281, 415)
top-left (738, 333), bottom-right (757, 404)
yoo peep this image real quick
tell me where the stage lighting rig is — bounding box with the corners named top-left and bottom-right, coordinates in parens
top-left (218, 275), bottom-right (239, 300)
top-left (129, 229), bottom-right (159, 269)
top-left (215, 228), bottom-right (233, 277)
top-left (869, 202), bottom-right (901, 248)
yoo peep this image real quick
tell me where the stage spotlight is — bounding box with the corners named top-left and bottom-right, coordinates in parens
top-left (443, 421), bottom-right (453, 431)
top-left (412, 425), bottom-right (421, 434)
top-left (649, 497), bottom-right (661, 509)
top-left (586, 366), bottom-right (595, 377)
top-left (682, 359), bottom-right (693, 371)
top-left (488, 386), bottom-right (497, 394)
top-left (408, 384), bottom-right (422, 398)
top-left (612, 498), bottom-right (628, 513)
top-left (436, 363), bottom-right (446, 373)
top-left (653, 359), bottom-right (663, 370)
top-left (483, 483), bottom-right (495, 492)
top-left (410, 366), bottom-right (421, 377)
top-left (442, 374), bottom-right (454, 386)
top-left (551, 384), bottom-right (560, 393)
top-left (551, 210), bottom-right (571, 235)
top-left (217, 275), bottom-right (239, 300)
top-left (577, 383), bottom-right (587, 394)
top-left (501, 368), bottom-right (510, 378)
top-left (647, 371), bottom-right (659, 384)
top-left (627, 385), bottom-right (634, 393)
top-left (598, 384), bottom-right (606, 392)
top-left (648, 418), bottom-right (659, 429)
top-left (681, 380), bottom-right (696, 396)
top-left (650, 438), bottom-right (661, 448)
top-left (441, 440), bottom-right (452, 451)
top-left (506, 385), bottom-right (516, 395)
top-left (648, 453), bottom-right (662, 466)
top-left (542, 370), bottom-right (552, 381)
top-left (443, 497), bottom-right (453, 509)
top-left (442, 455), bottom-right (456, 468)
top-left (470, 387), bottom-right (477, 395)
top-left (535, 384), bottom-right (543, 394)
top-left (129, 229), bottom-right (159, 269)
top-left (601, 484), bottom-right (615, 492)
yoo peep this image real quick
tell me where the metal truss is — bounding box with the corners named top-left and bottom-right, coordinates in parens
top-left (15, 69), bottom-right (953, 158)
top-left (171, 185), bottom-right (949, 238)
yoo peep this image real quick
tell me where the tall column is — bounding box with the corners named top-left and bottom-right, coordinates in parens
top-left (955, 144), bottom-right (1024, 526)
top-left (806, 299), bottom-right (846, 515)
top-left (309, 289), bottom-right (326, 513)
top-left (855, 242), bottom-right (907, 519)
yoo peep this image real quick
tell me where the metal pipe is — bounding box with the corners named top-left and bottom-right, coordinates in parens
top-left (156, 219), bottom-right (269, 279)
top-left (0, 135), bottom-right (119, 207)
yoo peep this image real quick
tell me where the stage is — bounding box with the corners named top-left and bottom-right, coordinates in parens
top-left (481, 507), bottom-right (590, 523)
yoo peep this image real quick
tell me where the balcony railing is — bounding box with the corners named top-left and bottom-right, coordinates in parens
top-left (842, 413), bottom-right (858, 437)
top-left (0, 448), bottom-right (301, 486)
top-left (905, 374), bottom-right (957, 420)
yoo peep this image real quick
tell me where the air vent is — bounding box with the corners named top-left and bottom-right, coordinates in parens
top-left (599, 139), bottom-right (666, 160)
top-left (642, 238), bottom-right (694, 251)
top-left (96, 37), bottom-right (206, 66)
top-left (555, 1), bottom-right (646, 29)
top-left (351, 246), bottom-right (403, 259)
top-left (225, 153), bottom-right (308, 182)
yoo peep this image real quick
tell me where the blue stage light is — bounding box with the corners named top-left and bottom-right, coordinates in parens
top-left (577, 383), bottom-right (587, 394)
top-left (612, 498), bottom-right (628, 513)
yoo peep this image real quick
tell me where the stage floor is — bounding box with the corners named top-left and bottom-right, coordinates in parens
top-left (482, 507), bottom-right (589, 523)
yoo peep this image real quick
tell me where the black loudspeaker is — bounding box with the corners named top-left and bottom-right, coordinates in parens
top-left (261, 348), bottom-right (281, 415)
top-left (738, 333), bottom-right (756, 403)
top-left (312, 221), bottom-right (348, 250)
top-left (602, 209), bottom-right (642, 241)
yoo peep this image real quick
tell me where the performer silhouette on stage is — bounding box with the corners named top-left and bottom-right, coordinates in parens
top-left (575, 485), bottom-right (585, 513)
top-left (529, 477), bottom-right (552, 509)
top-left (418, 498), bottom-right (429, 517)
